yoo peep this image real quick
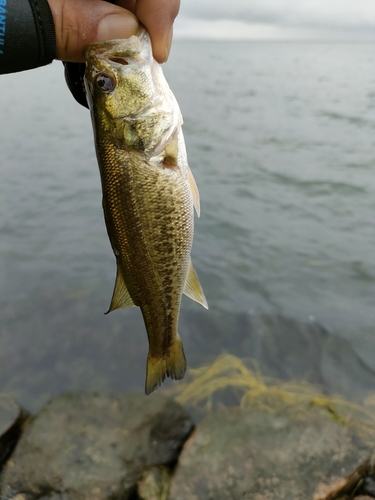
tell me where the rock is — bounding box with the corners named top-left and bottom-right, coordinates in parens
top-left (313, 456), bottom-right (375, 499)
top-left (0, 391), bottom-right (194, 500)
top-left (137, 466), bottom-right (171, 500)
top-left (0, 394), bottom-right (28, 472)
top-left (169, 407), bottom-right (372, 500)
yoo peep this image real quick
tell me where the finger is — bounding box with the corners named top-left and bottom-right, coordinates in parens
top-left (48, 0), bottom-right (139, 62)
top-left (134, 0), bottom-right (180, 62)
top-left (116, 0), bottom-right (136, 14)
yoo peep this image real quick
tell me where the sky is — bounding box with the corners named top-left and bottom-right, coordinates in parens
top-left (174, 0), bottom-right (375, 41)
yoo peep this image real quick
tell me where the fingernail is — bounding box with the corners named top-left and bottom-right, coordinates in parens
top-left (98, 14), bottom-right (139, 42)
top-left (163, 27), bottom-right (173, 63)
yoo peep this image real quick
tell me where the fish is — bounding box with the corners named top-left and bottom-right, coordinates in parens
top-left (84, 28), bottom-right (208, 395)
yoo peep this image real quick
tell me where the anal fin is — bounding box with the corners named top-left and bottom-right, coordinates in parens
top-left (183, 258), bottom-right (208, 309)
top-left (105, 264), bottom-right (135, 314)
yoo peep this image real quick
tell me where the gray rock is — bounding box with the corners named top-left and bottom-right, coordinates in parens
top-left (169, 407), bottom-right (372, 500)
top-left (137, 466), bottom-right (171, 500)
top-left (0, 391), bottom-right (194, 500)
top-left (0, 394), bottom-right (28, 471)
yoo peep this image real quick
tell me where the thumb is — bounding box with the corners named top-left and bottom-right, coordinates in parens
top-left (48, 0), bottom-right (139, 62)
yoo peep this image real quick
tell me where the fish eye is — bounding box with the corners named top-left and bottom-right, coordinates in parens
top-left (96, 73), bottom-right (115, 93)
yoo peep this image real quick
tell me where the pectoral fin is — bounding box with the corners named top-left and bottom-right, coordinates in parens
top-left (105, 264), bottom-right (135, 314)
top-left (164, 134), bottom-right (179, 165)
top-left (164, 135), bottom-right (200, 217)
top-left (183, 259), bottom-right (208, 309)
top-left (187, 165), bottom-right (201, 217)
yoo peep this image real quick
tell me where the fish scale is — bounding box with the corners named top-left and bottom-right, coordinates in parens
top-left (84, 28), bottom-right (207, 394)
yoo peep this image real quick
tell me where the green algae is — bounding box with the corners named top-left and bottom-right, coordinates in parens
top-left (168, 353), bottom-right (375, 444)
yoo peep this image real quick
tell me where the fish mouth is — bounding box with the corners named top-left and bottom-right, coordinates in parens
top-left (84, 29), bottom-right (149, 66)
top-left (84, 31), bottom-right (151, 94)
top-left (84, 32), bottom-right (151, 110)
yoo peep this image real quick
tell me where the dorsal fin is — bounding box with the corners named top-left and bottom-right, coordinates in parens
top-left (187, 165), bottom-right (200, 217)
top-left (183, 258), bottom-right (208, 309)
top-left (105, 264), bottom-right (135, 314)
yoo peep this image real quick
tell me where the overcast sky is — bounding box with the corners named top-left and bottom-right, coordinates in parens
top-left (174, 0), bottom-right (375, 40)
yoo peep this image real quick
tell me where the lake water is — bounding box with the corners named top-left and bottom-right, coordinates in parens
top-left (0, 41), bottom-right (375, 411)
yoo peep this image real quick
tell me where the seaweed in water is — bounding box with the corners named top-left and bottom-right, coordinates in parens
top-left (167, 353), bottom-right (375, 444)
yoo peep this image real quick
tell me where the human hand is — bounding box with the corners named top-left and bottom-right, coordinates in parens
top-left (47, 0), bottom-right (180, 63)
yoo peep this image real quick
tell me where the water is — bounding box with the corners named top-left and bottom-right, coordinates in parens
top-left (0, 41), bottom-right (374, 411)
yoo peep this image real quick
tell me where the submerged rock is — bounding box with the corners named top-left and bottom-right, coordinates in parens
top-left (0, 394), bottom-right (28, 472)
top-left (313, 456), bottom-right (375, 499)
top-left (169, 407), bottom-right (372, 500)
top-left (137, 466), bottom-right (171, 500)
top-left (182, 312), bottom-right (375, 403)
top-left (0, 391), bottom-right (194, 500)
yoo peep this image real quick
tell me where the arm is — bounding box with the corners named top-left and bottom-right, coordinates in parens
top-left (0, 0), bottom-right (179, 74)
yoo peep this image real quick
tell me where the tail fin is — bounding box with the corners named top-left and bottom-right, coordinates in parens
top-left (145, 336), bottom-right (186, 395)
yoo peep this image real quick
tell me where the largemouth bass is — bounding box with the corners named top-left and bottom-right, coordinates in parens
top-left (84, 29), bottom-right (208, 395)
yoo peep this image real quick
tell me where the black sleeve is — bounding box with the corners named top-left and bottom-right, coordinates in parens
top-left (63, 61), bottom-right (89, 109)
top-left (0, 0), bottom-right (56, 74)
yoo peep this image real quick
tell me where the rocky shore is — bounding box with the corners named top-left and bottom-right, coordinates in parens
top-left (1, 391), bottom-right (375, 499)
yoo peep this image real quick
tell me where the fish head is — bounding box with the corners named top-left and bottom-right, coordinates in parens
top-left (84, 29), bottom-right (182, 156)
top-left (84, 31), bottom-right (153, 117)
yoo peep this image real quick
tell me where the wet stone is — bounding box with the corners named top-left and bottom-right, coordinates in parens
top-left (137, 466), bottom-right (171, 500)
top-left (0, 391), bottom-right (194, 500)
top-left (169, 407), bottom-right (372, 500)
top-left (0, 394), bottom-right (28, 472)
